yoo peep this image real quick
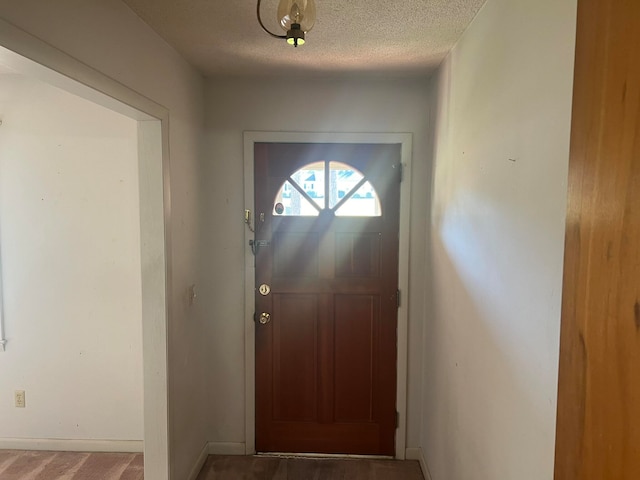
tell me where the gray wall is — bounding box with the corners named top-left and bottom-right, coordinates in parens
top-left (0, 74), bottom-right (142, 444)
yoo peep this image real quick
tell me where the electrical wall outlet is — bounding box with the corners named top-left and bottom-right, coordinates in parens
top-left (15, 390), bottom-right (25, 408)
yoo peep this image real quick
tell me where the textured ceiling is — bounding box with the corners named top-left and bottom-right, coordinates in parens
top-left (122, 0), bottom-right (486, 78)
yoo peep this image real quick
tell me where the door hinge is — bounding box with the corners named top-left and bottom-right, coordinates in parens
top-left (396, 410), bottom-right (400, 429)
top-left (396, 289), bottom-right (401, 308)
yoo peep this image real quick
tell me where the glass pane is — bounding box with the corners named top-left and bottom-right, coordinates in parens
top-left (292, 162), bottom-right (325, 210)
top-left (274, 180), bottom-right (320, 216)
top-left (328, 162), bottom-right (364, 209)
top-left (274, 161), bottom-right (381, 217)
top-left (335, 181), bottom-right (381, 217)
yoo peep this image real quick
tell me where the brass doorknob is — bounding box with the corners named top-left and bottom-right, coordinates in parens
top-left (259, 312), bottom-right (271, 325)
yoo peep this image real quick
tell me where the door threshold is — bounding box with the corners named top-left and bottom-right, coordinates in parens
top-left (255, 452), bottom-right (395, 460)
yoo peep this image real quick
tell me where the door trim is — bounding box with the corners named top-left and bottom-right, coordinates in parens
top-left (243, 131), bottom-right (412, 460)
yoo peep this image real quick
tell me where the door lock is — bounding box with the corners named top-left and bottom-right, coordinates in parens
top-left (259, 312), bottom-right (271, 325)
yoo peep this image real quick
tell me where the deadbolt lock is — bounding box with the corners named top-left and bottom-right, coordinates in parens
top-left (259, 312), bottom-right (271, 325)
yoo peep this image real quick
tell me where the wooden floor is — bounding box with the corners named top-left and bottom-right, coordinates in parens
top-left (0, 450), bottom-right (143, 480)
top-left (196, 455), bottom-right (425, 480)
top-left (0, 451), bottom-right (424, 479)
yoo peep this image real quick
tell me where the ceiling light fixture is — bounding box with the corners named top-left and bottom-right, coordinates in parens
top-left (257, 0), bottom-right (316, 47)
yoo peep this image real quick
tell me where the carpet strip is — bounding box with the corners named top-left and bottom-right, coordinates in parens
top-left (0, 450), bottom-right (143, 480)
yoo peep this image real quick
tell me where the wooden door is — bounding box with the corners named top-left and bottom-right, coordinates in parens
top-left (254, 143), bottom-right (401, 455)
top-left (554, 0), bottom-right (640, 478)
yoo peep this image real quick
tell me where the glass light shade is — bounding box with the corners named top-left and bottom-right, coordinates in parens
top-left (277, 0), bottom-right (316, 32)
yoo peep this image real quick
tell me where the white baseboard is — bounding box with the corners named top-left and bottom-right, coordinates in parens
top-left (187, 442), bottom-right (210, 480)
top-left (208, 442), bottom-right (247, 455)
top-left (0, 438), bottom-right (143, 453)
top-left (406, 447), bottom-right (432, 480)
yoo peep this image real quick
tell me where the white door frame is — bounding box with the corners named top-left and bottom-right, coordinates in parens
top-left (243, 131), bottom-right (412, 460)
top-left (0, 19), bottom-right (171, 480)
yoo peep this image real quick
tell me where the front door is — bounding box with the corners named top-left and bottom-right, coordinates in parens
top-left (254, 143), bottom-right (401, 455)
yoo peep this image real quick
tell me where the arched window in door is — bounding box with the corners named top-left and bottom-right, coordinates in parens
top-left (273, 161), bottom-right (381, 217)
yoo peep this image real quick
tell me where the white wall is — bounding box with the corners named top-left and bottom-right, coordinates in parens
top-left (0, 2), bottom-right (206, 478)
top-left (423, 0), bottom-right (577, 478)
top-left (0, 74), bottom-right (142, 442)
top-left (203, 77), bottom-right (430, 450)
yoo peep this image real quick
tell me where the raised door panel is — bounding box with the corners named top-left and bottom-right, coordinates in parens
top-left (272, 294), bottom-right (318, 422)
top-left (333, 294), bottom-right (378, 423)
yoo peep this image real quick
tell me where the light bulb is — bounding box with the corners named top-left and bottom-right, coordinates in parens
top-left (277, 0), bottom-right (316, 33)
top-left (290, 3), bottom-right (301, 24)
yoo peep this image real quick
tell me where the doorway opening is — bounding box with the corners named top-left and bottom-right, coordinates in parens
top-left (0, 23), bottom-right (169, 479)
top-left (243, 132), bottom-right (412, 459)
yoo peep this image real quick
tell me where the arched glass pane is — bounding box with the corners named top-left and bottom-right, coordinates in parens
top-left (335, 181), bottom-right (381, 217)
top-left (274, 161), bottom-right (381, 217)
